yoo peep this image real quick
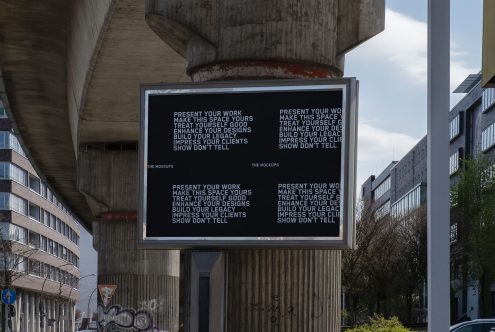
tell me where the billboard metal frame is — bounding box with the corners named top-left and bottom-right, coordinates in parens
top-left (139, 78), bottom-right (357, 249)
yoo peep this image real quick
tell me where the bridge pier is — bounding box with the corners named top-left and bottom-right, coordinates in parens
top-left (142, 1), bottom-right (383, 331)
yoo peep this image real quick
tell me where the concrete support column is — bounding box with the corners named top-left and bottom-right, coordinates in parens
top-left (21, 292), bottom-right (27, 332)
top-left (49, 299), bottom-right (54, 332)
top-left (61, 303), bottom-right (65, 332)
top-left (33, 294), bottom-right (39, 332)
top-left (144, 1), bottom-right (384, 331)
top-left (30, 293), bottom-right (35, 332)
top-left (39, 296), bottom-right (45, 332)
top-left (93, 220), bottom-right (180, 331)
top-left (79, 149), bottom-right (181, 331)
top-left (14, 292), bottom-right (21, 332)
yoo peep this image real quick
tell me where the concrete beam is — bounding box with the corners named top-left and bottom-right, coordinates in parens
top-left (0, 0), bottom-right (188, 228)
top-left (0, 0), bottom-right (94, 227)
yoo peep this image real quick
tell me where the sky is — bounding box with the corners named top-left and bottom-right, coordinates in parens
top-left (345, 0), bottom-right (483, 190)
top-left (75, 0), bottom-right (485, 315)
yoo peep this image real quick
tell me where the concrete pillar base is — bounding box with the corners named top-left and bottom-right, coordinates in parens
top-left (93, 220), bottom-right (180, 332)
top-left (226, 249), bottom-right (341, 331)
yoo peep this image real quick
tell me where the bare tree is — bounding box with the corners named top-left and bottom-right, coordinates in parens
top-left (343, 200), bottom-right (427, 326)
top-left (0, 222), bottom-right (41, 332)
top-left (395, 205), bottom-right (427, 323)
top-left (343, 199), bottom-right (403, 324)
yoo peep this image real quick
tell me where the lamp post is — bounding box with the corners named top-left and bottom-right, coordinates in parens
top-left (86, 288), bottom-right (98, 329)
top-left (66, 274), bottom-right (95, 332)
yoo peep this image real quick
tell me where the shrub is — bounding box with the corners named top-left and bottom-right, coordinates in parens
top-left (346, 314), bottom-right (411, 332)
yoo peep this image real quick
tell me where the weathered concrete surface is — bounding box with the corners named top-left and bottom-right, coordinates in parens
top-left (78, 147), bottom-right (138, 216)
top-left (145, 1), bottom-right (383, 330)
top-left (227, 250), bottom-right (341, 331)
top-left (0, 0), bottom-right (94, 225)
top-left (83, 148), bottom-right (180, 331)
top-left (0, 0), bottom-right (188, 228)
top-left (94, 220), bottom-right (180, 332)
top-left (146, 0), bottom-right (384, 80)
top-left (78, 0), bottom-right (188, 144)
top-left (67, 0), bottom-right (116, 154)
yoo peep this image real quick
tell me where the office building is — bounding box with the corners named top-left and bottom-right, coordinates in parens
top-left (360, 73), bottom-right (495, 321)
top-left (0, 101), bottom-right (81, 332)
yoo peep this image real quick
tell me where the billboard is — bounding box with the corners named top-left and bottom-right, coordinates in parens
top-left (139, 79), bottom-right (357, 248)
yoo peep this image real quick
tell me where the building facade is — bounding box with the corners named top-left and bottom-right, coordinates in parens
top-left (360, 73), bottom-right (495, 322)
top-left (0, 102), bottom-right (81, 332)
top-left (361, 136), bottom-right (427, 221)
top-left (449, 74), bottom-right (495, 320)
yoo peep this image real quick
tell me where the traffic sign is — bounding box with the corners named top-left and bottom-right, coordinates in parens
top-left (1, 288), bottom-right (16, 305)
top-left (98, 284), bottom-right (117, 307)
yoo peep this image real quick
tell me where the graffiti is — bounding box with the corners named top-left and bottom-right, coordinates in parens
top-left (249, 293), bottom-right (324, 325)
top-left (138, 298), bottom-right (164, 312)
top-left (249, 294), bottom-right (296, 325)
top-left (98, 304), bottom-right (154, 331)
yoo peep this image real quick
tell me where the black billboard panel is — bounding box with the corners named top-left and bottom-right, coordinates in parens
top-left (140, 79), bottom-right (357, 248)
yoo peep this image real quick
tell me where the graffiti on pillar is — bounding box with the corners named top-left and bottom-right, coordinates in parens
top-left (138, 298), bottom-right (164, 313)
top-left (249, 293), bottom-right (324, 325)
top-left (249, 294), bottom-right (296, 325)
top-left (97, 304), bottom-right (157, 331)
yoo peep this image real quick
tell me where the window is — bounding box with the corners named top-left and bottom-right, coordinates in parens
top-left (373, 177), bottom-right (391, 200)
top-left (14, 226), bottom-right (27, 244)
top-left (48, 239), bottom-right (54, 255)
top-left (0, 192), bottom-right (27, 215)
top-left (28, 202), bottom-right (40, 221)
top-left (10, 194), bottom-right (27, 214)
top-left (0, 132), bottom-right (26, 156)
top-left (391, 184), bottom-right (425, 219)
top-left (62, 247), bottom-right (68, 260)
top-left (40, 182), bottom-right (46, 198)
top-left (482, 88), bottom-right (495, 113)
top-left (29, 259), bottom-right (41, 277)
top-left (450, 150), bottom-right (462, 175)
top-left (43, 211), bottom-right (49, 226)
top-left (482, 122), bottom-right (495, 151)
top-left (41, 236), bottom-right (47, 252)
top-left (450, 113), bottom-right (462, 140)
top-left (50, 214), bottom-right (56, 229)
top-left (28, 174), bottom-right (41, 194)
top-left (0, 222), bottom-right (27, 243)
top-left (46, 188), bottom-right (52, 202)
top-left (16, 255), bottom-right (27, 273)
top-left (28, 231), bottom-right (40, 248)
top-left (0, 162), bottom-right (27, 185)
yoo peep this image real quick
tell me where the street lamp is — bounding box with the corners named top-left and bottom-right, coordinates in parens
top-left (87, 288), bottom-right (97, 319)
top-left (67, 274), bottom-right (96, 332)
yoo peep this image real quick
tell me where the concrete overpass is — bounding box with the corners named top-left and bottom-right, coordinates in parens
top-left (0, 1), bottom-right (384, 330)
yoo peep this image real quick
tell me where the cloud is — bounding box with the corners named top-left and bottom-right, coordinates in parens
top-left (348, 9), bottom-right (477, 92)
top-left (356, 123), bottom-right (421, 190)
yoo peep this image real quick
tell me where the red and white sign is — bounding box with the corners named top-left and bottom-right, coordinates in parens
top-left (98, 284), bottom-right (117, 307)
